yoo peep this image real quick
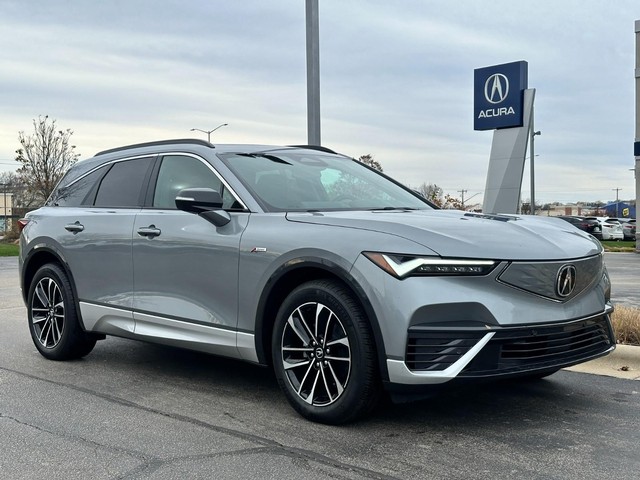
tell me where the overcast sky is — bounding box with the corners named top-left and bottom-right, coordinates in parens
top-left (1, 0), bottom-right (638, 205)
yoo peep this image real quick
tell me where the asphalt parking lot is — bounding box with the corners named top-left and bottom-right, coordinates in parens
top-left (603, 252), bottom-right (640, 308)
top-left (1, 255), bottom-right (639, 479)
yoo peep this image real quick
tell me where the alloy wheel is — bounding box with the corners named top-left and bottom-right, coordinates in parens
top-left (281, 301), bottom-right (351, 406)
top-left (31, 277), bottom-right (65, 349)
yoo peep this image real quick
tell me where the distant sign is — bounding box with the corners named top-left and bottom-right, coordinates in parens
top-left (474, 61), bottom-right (528, 131)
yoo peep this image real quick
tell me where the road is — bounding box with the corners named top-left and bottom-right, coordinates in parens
top-left (1, 256), bottom-right (639, 479)
top-left (604, 252), bottom-right (640, 308)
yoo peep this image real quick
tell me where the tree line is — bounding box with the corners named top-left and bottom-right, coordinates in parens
top-left (2, 117), bottom-right (466, 216)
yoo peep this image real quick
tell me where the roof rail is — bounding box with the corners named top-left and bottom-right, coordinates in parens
top-left (287, 145), bottom-right (338, 154)
top-left (95, 138), bottom-right (214, 156)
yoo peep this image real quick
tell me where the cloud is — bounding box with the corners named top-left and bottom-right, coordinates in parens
top-left (0, 0), bottom-right (638, 205)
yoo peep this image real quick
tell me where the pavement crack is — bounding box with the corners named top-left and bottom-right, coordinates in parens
top-left (0, 411), bottom-right (152, 462)
top-left (0, 366), bottom-right (400, 480)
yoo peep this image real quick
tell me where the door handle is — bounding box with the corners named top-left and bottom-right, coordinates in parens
top-left (137, 225), bottom-right (161, 238)
top-left (64, 222), bottom-right (84, 233)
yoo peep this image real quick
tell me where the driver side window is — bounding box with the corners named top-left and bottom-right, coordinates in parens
top-left (153, 155), bottom-right (227, 209)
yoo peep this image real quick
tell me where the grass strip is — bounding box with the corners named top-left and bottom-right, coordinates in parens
top-left (0, 243), bottom-right (19, 256)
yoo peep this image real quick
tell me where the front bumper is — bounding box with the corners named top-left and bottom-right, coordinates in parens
top-left (387, 305), bottom-right (615, 385)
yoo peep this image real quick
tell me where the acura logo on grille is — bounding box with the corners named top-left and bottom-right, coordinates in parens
top-left (556, 265), bottom-right (577, 298)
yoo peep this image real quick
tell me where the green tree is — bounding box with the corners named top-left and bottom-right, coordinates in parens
top-left (15, 115), bottom-right (80, 206)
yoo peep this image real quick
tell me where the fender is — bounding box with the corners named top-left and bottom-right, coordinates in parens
top-left (253, 255), bottom-right (390, 382)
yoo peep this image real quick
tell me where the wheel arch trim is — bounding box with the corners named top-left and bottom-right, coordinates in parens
top-left (21, 243), bottom-right (86, 330)
top-left (253, 256), bottom-right (390, 381)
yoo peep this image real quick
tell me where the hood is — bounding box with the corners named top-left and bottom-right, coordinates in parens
top-left (286, 210), bottom-right (602, 261)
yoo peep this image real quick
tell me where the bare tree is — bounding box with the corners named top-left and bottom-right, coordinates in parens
top-left (416, 183), bottom-right (443, 206)
top-left (15, 115), bottom-right (80, 206)
top-left (442, 193), bottom-right (463, 210)
top-left (356, 154), bottom-right (383, 172)
top-left (414, 183), bottom-right (464, 209)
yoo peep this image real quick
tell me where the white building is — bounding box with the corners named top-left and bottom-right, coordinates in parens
top-left (1, 191), bottom-right (13, 231)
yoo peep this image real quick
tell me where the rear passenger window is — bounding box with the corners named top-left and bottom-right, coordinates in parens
top-left (49, 166), bottom-right (108, 207)
top-left (153, 155), bottom-right (223, 209)
top-left (94, 157), bottom-right (153, 207)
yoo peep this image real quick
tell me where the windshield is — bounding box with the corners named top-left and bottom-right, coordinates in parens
top-left (219, 150), bottom-right (432, 212)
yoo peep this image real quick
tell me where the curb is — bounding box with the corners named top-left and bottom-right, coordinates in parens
top-left (565, 344), bottom-right (640, 380)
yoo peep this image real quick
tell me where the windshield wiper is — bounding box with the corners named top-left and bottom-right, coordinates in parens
top-left (237, 153), bottom-right (292, 165)
top-left (370, 206), bottom-right (419, 211)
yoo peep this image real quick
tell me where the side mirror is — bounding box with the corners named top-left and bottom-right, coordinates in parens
top-left (175, 188), bottom-right (230, 227)
top-left (175, 188), bottom-right (223, 213)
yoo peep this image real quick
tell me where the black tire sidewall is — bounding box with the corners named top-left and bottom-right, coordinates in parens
top-left (272, 280), bottom-right (378, 424)
top-left (27, 263), bottom-right (92, 360)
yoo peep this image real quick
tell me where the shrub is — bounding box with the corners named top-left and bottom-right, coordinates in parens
top-left (612, 305), bottom-right (640, 346)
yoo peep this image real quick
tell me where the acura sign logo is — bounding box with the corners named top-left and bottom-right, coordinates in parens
top-left (474, 60), bottom-right (527, 130)
top-left (556, 265), bottom-right (577, 298)
top-left (484, 73), bottom-right (509, 104)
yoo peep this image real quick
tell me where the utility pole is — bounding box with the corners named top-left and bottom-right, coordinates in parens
top-left (612, 188), bottom-right (622, 217)
top-left (458, 189), bottom-right (467, 210)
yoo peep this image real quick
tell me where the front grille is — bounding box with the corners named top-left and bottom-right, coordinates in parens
top-left (405, 314), bottom-right (614, 376)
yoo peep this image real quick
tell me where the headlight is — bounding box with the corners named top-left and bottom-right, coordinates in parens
top-left (363, 252), bottom-right (497, 279)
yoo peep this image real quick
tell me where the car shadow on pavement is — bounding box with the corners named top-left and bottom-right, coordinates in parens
top-left (82, 337), bottom-right (609, 431)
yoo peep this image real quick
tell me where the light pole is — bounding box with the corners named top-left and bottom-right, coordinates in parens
top-left (530, 128), bottom-right (541, 215)
top-left (190, 123), bottom-right (228, 142)
top-left (612, 188), bottom-right (622, 217)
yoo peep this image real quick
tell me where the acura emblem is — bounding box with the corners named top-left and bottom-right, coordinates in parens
top-left (556, 265), bottom-right (577, 298)
top-left (484, 73), bottom-right (509, 104)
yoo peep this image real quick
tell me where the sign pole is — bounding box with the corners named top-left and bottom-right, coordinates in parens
top-left (530, 109), bottom-right (535, 215)
top-left (482, 88), bottom-right (535, 214)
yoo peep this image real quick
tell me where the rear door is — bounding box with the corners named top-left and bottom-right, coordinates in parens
top-left (54, 156), bottom-right (155, 333)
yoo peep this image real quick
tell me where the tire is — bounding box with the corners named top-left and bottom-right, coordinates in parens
top-left (27, 263), bottom-right (96, 360)
top-left (272, 279), bottom-right (380, 424)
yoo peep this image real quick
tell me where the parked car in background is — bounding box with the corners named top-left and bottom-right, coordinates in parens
top-left (584, 217), bottom-right (624, 241)
top-left (557, 216), bottom-right (601, 237)
top-left (622, 219), bottom-right (636, 240)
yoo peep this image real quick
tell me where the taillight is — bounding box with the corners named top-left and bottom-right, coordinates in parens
top-left (17, 218), bottom-right (30, 232)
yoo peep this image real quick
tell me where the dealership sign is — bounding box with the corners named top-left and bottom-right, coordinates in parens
top-left (474, 61), bottom-right (528, 131)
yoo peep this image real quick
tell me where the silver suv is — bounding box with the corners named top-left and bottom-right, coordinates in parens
top-left (20, 139), bottom-right (615, 423)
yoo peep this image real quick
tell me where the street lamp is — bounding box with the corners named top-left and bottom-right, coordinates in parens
top-left (190, 123), bottom-right (228, 142)
top-left (530, 129), bottom-right (541, 215)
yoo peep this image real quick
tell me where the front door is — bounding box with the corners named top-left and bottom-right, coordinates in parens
top-left (132, 154), bottom-right (248, 357)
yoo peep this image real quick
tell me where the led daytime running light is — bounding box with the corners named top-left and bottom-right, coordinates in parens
top-left (364, 252), bottom-right (496, 278)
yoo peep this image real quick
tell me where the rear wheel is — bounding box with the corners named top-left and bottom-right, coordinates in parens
top-left (28, 263), bottom-right (96, 360)
top-left (272, 280), bottom-right (380, 424)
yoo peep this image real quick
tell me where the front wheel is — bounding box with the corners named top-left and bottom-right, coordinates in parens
top-left (27, 263), bottom-right (96, 360)
top-left (272, 280), bottom-right (380, 424)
